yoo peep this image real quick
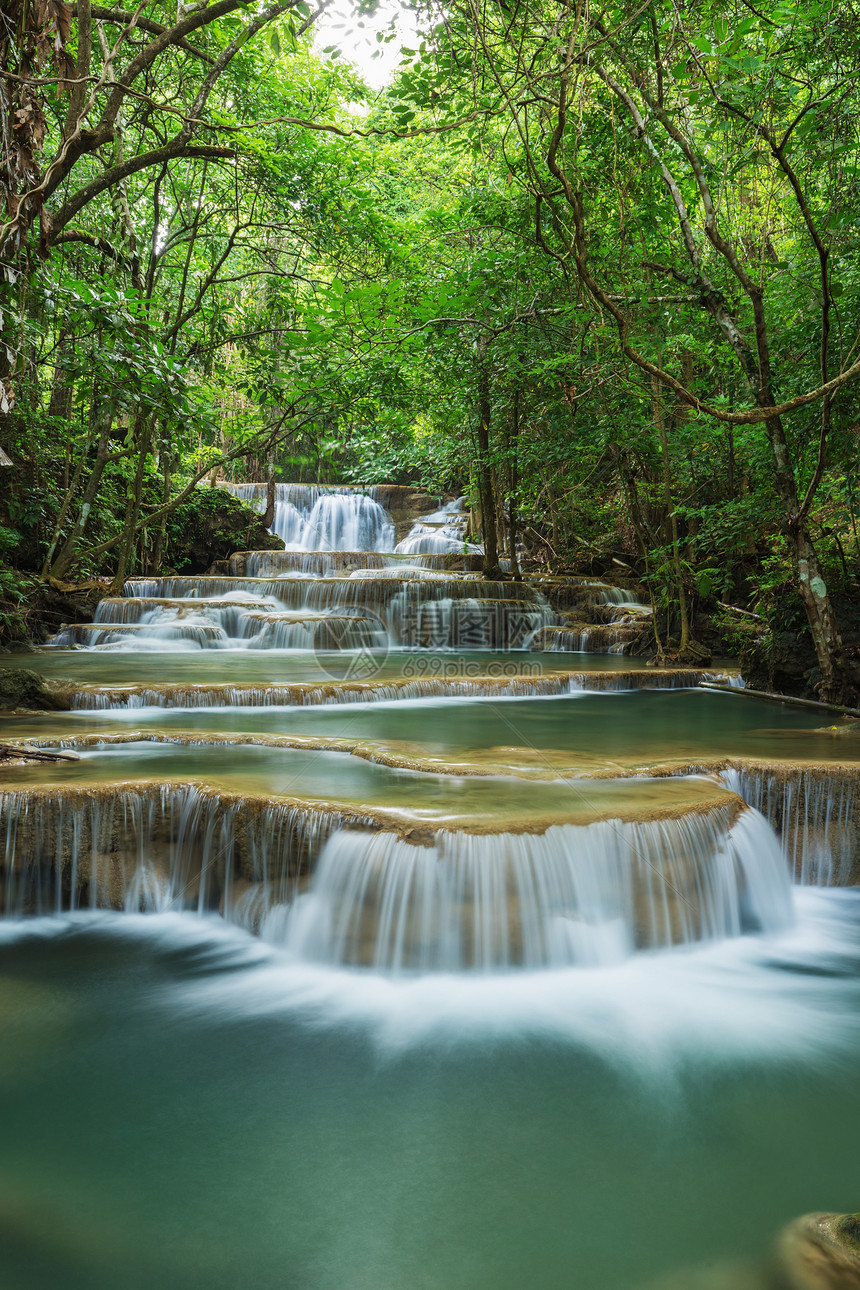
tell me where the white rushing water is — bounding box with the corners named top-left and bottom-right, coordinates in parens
top-left (395, 496), bottom-right (482, 555)
top-left (720, 766), bottom-right (857, 886)
top-left (221, 482), bottom-right (396, 551)
top-left (282, 807), bottom-right (793, 972)
top-left (50, 485), bottom-right (551, 651)
top-left (0, 779), bottom-right (796, 972)
top-left (45, 884), bottom-right (851, 1065)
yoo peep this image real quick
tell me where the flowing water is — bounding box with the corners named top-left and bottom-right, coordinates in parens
top-left (2, 482), bottom-right (860, 1289)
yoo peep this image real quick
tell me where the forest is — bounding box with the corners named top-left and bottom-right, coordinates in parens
top-left (1, 0), bottom-right (859, 700)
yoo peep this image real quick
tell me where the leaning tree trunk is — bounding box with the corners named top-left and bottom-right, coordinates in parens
top-left (112, 413), bottom-right (152, 593)
top-left (47, 424), bottom-right (115, 581)
top-left (507, 391), bottom-right (521, 578)
top-left (652, 376), bottom-right (690, 656)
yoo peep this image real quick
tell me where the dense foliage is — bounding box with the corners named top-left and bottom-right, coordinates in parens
top-left (1, 0), bottom-right (859, 696)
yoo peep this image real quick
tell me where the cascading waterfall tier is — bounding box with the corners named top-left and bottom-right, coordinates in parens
top-left (718, 765), bottom-right (858, 886)
top-left (58, 574), bottom-right (556, 652)
top-left (0, 784), bottom-right (374, 920)
top-left (46, 482), bottom-right (667, 654)
top-left (0, 783), bottom-right (793, 970)
top-left (520, 580), bottom-right (653, 653)
top-left (225, 551), bottom-right (459, 577)
top-left (530, 624), bottom-right (642, 654)
top-left (66, 669), bottom-right (734, 709)
top-left (395, 496), bottom-right (481, 556)
top-left (283, 805), bottom-right (793, 971)
top-left (637, 760), bottom-right (860, 886)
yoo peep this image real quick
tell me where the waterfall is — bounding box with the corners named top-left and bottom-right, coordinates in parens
top-left (0, 784), bottom-right (794, 970)
top-left (237, 550), bottom-right (454, 577)
top-left (68, 669), bottom-right (730, 708)
top-left (45, 484), bottom-right (556, 653)
top-left (395, 497), bottom-right (481, 556)
top-left (220, 482), bottom-right (395, 552)
top-left (245, 551), bottom-right (392, 576)
top-left (720, 766), bottom-right (857, 885)
top-left (530, 624), bottom-right (640, 654)
top-left (0, 785), bottom-right (372, 919)
top-left (595, 586), bottom-right (644, 606)
top-left (86, 575), bottom-right (555, 652)
top-left (282, 805), bottom-right (793, 972)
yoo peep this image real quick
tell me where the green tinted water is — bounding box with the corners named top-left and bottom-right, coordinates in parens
top-left (2, 645), bottom-right (860, 1290)
top-left (0, 741), bottom-right (733, 826)
top-left (0, 903), bottom-right (859, 1290)
top-left (5, 647), bottom-right (651, 686)
top-left (4, 690), bottom-right (857, 775)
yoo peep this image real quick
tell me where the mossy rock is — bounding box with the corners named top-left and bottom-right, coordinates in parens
top-left (0, 667), bottom-right (65, 711)
top-left (164, 487), bottom-right (283, 575)
top-left (773, 1211), bottom-right (860, 1289)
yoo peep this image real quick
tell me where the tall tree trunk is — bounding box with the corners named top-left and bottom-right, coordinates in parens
top-left (761, 405), bottom-right (847, 701)
top-left (148, 438), bottom-right (173, 575)
top-left (262, 469), bottom-right (276, 530)
top-left (507, 389), bottom-right (521, 577)
top-left (112, 413), bottom-right (152, 592)
top-left (652, 376), bottom-right (690, 655)
top-left (476, 365), bottom-right (500, 579)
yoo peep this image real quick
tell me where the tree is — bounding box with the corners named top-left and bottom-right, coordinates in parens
top-left (412, 0), bottom-right (860, 697)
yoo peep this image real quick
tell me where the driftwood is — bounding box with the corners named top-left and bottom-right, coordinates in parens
top-left (699, 682), bottom-right (860, 720)
top-left (0, 745), bottom-right (79, 762)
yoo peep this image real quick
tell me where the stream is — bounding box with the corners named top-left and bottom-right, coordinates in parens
top-left (1, 484), bottom-right (859, 1289)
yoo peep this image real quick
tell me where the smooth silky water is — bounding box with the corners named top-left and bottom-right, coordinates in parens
top-left (1, 646), bottom-right (657, 687)
top-left (1, 897), bottom-right (860, 1290)
top-left (5, 682), bottom-right (859, 775)
top-left (3, 486), bottom-right (860, 1288)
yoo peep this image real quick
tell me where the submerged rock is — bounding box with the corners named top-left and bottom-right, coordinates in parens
top-left (635, 1212), bottom-right (860, 1290)
top-left (638, 1260), bottom-right (765, 1290)
top-left (773, 1212), bottom-right (860, 1289)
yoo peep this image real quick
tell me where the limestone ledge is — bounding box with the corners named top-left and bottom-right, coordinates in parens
top-left (5, 733), bottom-right (857, 885)
top-left (0, 779), bottom-right (744, 918)
top-left (50, 667), bottom-right (731, 710)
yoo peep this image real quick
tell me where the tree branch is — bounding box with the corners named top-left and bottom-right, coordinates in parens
top-left (51, 144), bottom-right (236, 233)
top-left (54, 228), bottom-right (132, 266)
top-left (72, 6), bottom-right (216, 64)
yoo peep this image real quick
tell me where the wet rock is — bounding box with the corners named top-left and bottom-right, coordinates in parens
top-left (0, 667), bottom-right (67, 711)
top-left (773, 1211), bottom-right (860, 1289)
top-left (740, 630), bottom-right (817, 696)
top-left (166, 488), bottom-right (282, 575)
